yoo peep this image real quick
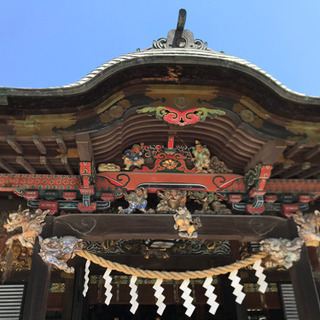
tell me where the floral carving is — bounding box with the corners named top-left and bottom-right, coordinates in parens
top-left (137, 106), bottom-right (225, 126)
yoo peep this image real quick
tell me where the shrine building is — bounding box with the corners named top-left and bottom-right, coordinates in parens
top-left (0, 9), bottom-right (320, 320)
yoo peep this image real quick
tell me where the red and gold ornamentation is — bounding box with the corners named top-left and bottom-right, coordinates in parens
top-left (137, 106), bottom-right (225, 126)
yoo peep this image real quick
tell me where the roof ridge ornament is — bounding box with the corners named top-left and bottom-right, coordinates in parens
top-left (153, 9), bottom-right (207, 50)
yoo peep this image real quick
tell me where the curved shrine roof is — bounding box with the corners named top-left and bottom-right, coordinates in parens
top-left (0, 13), bottom-right (319, 179)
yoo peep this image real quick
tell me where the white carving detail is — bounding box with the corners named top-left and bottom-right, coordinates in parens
top-left (153, 279), bottom-right (166, 315)
top-left (82, 260), bottom-right (91, 297)
top-left (103, 268), bottom-right (113, 305)
top-left (129, 276), bottom-right (139, 314)
top-left (253, 259), bottom-right (268, 293)
top-left (203, 277), bottom-right (219, 315)
top-left (180, 279), bottom-right (195, 317)
top-left (228, 270), bottom-right (245, 304)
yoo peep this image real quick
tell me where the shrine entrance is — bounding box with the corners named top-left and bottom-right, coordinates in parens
top-left (87, 304), bottom-right (224, 320)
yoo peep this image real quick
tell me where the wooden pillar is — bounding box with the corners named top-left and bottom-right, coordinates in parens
top-left (236, 303), bottom-right (248, 320)
top-left (220, 274), bottom-right (238, 320)
top-left (289, 245), bottom-right (320, 320)
top-left (71, 258), bottom-right (86, 320)
top-left (22, 216), bottom-right (54, 320)
top-left (61, 277), bottom-right (74, 320)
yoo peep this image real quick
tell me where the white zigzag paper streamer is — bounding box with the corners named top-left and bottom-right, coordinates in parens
top-left (253, 259), bottom-right (268, 293)
top-left (203, 277), bottom-right (219, 315)
top-left (153, 279), bottom-right (166, 315)
top-left (129, 276), bottom-right (139, 314)
top-left (103, 268), bottom-right (113, 305)
top-left (180, 279), bottom-right (195, 317)
top-left (82, 260), bottom-right (91, 297)
top-left (229, 270), bottom-right (245, 304)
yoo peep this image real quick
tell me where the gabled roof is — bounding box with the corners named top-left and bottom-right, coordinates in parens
top-left (0, 10), bottom-right (319, 178)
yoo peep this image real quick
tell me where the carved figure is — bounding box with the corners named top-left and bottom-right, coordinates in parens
top-left (211, 200), bottom-right (232, 215)
top-left (4, 208), bottom-right (48, 248)
top-left (292, 210), bottom-right (320, 246)
top-left (39, 236), bottom-right (83, 273)
top-left (122, 143), bottom-right (145, 170)
top-left (260, 237), bottom-right (304, 269)
top-left (98, 163), bottom-right (121, 172)
top-left (191, 140), bottom-right (212, 173)
top-left (173, 207), bottom-right (202, 238)
top-left (118, 188), bottom-right (149, 214)
top-left (210, 156), bottom-right (233, 174)
top-left (188, 191), bottom-right (215, 213)
top-left (156, 189), bottom-right (187, 213)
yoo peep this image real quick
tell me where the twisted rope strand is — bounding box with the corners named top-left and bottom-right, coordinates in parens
top-left (77, 250), bottom-right (267, 280)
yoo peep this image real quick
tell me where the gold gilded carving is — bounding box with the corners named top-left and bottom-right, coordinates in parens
top-left (292, 210), bottom-right (320, 247)
top-left (4, 208), bottom-right (48, 248)
top-left (0, 240), bottom-right (33, 271)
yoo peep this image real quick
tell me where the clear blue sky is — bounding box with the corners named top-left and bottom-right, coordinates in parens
top-left (1, 1), bottom-right (319, 97)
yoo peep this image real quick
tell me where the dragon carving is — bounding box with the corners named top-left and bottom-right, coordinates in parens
top-left (292, 210), bottom-right (320, 246)
top-left (4, 208), bottom-right (48, 248)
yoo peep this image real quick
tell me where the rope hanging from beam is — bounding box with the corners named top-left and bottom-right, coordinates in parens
top-left (77, 250), bottom-right (267, 280)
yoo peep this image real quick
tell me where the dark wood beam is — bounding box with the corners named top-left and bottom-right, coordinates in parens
top-left (76, 133), bottom-right (94, 162)
top-left (54, 214), bottom-right (292, 242)
top-left (282, 162), bottom-right (311, 178)
top-left (55, 135), bottom-right (68, 154)
top-left (6, 136), bottom-right (23, 154)
top-left (40, 156), bottom-right (56, 175)
top-left (245, 139), bottom-right (286, 172)
top-left (304, 145), bottom-right (320, 160)
top-left (16, 156), bottom-right (36, 174)
top-left (271, 164), bottom-right (285, 177)
top-left (300, 166), bottom-right (320, 179)
top-left (0, 157), bottom-right (15, 173)
top-left (284, 143), bottom-right (304, 159)
top-left (32, 135), bottom-right (46, 155)
top-left (271, 159), bottom-right (295, 177)
top-left (61, 156), bottom-right (74, 175)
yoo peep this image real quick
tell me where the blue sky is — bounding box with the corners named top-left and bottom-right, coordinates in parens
top-left (1, 1), bottom-right (319, 97)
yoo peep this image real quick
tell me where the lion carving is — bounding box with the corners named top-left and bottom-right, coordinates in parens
top-left (39, 236), bottom-right (83, 273)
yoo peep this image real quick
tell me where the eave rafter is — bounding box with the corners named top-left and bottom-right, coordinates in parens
top-left (32, 135), bottom-right (47, 155)
top-left (40, 156), bottom-right (56, 175)
top-left (0, 157), bottom-right (15, 173)
top-left (16, 156), bottom-right (36, 174)
top-left (246, 139), bottom-right (287, 172)
top-left (6, 135), bottom-right (23, 154)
